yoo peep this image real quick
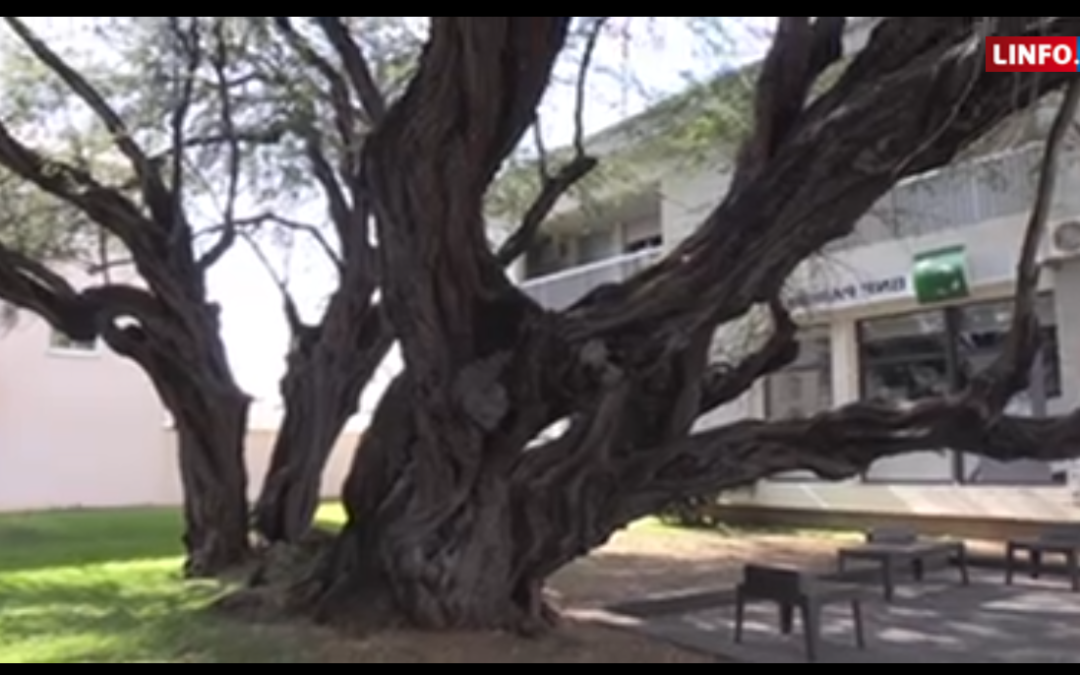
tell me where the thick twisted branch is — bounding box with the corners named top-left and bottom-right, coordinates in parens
top-left (564, 17), bottom-right (1080, 346)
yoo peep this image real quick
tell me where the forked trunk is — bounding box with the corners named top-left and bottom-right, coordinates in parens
top-left (170, 387), bottom-right (251, 577)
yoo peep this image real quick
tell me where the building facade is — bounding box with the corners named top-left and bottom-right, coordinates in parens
top-left (519, 129), bottom-right (1080, 523)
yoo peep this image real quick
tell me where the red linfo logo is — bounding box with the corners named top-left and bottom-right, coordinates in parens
top-left (986, 36), bottom-right (1080, 72)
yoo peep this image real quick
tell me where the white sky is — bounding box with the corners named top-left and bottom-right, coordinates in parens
top-left (10, 17), bottom-right (775, 422)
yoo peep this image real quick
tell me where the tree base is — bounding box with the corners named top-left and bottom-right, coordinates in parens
top-left (215, 530), bottom-right (562, 638)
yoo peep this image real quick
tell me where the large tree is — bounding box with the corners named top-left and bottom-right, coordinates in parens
top-left (257, 16), bottom-right (1080, 633)
top-left (0, 17), bottom-right (404, 570)
top-left (0, 16), bottom-right (619, 562)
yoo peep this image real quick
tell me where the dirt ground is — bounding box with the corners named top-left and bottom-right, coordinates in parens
top-left (313, 523), bottom-right (848, 663)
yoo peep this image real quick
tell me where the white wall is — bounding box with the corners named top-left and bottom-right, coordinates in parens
top-left (0, 312), bottom-right (363, 512)
top-left (0, 312), bottom-right (175, 511)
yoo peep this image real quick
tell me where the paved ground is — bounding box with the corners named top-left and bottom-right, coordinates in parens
top-left (608, 570), bottom-right (1080, 663)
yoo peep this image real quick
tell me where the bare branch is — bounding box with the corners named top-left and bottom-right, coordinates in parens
top-left (698, 299), bottom-right (799, 414)
top-left (531, 123), bottom-right (549, 178)
top-left (239, 229), bottom-right (305, 336)
top-left (731, 17), bottom-right (845, 192)
top-left (495, 18), bottom-right (606, 266)
top-left (3, 17), bottom-right (176, 226)
top-left (615, 398), bottom-right (1080, 524)
top-left (272, 17), bottom-right (359, 153)
top-left (969, 79), bottom-right (1080, 410)
top-left (165, 17), bottom-right (203, 229)
top-left (496, 154), bottom-right (596, 266)
top-left (314, 17), bottom-right (387, 123)
top-left (0, 242), bottom-right (90, 337)
top-left (262, 214), bottom-right (343, 270)
top-left (572, 17), bottom-right (608, 156)
top-left (0, 121), bottom-right (148, 242)
top-left (199, 212), bottom-right (343, 271)
top-left (198, 21), bottom-right (245, 271)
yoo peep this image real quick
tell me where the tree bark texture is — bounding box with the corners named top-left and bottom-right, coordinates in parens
top-left (253, 305), bottom-right (391, 544)
top-left (97, 291), bottom-right (254, 577)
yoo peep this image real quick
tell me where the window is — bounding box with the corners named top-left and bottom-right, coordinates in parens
top-left (958, 295), bottom-right (1063, 484)
top-left (48, 330), bottom-right (99, 354)
top-left (765, 326), bottom-right (832, 420)
top-left (625, 234), bottom-right (662, 253)
top-left (765, 326), bottom-right (832, 481)
top-left (857, 293), bottom-right (1063, 485)
top-left (859, 309), bottom-right (956, 483)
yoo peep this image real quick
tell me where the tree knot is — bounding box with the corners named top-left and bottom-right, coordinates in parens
top-left (453, 352), bottom-right (511, 431)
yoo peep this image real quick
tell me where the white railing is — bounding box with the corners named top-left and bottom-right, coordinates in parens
top-left (520, 144), bottom-right (1080, 310)
top-left (837, 143), bottom-right (1080, 250)
top-left (520, 248), bottom-right (663, 311)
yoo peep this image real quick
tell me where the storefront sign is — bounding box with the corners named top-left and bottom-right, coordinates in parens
top-left (795, 275), bottom-right (909, 308)
top-left (914, 246), bottom-right (969, 304)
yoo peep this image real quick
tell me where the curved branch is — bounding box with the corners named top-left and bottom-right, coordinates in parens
top-left (273, 17), bottom-right (359, 153)
top-left (731, 17), bottom-right (844, 193)
top-left (564, 17), bottom-right (1080, 346)
top-left (314, 17), bottom-right (387, 123)
top-left (698, 299), bottom-right (799, 414)
top-left (0, 242), bottom-right (93, 338)
top-left (496, 154), bottom-right (596, 266)
top-left (3, 17), bottom-right (175, 226)
top-left (494, 17), bottom-right (605, 266)
top-left (616, 393), bottom-right (1080, 525)
top-left (0, 121), bottom-right (149, 243)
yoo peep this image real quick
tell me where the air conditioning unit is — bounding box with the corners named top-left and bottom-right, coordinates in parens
top-left (1045, 220), bottom-right (1080, 263)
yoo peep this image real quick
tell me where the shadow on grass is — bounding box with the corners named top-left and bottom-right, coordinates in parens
top-left (0, 557), bottom-right (328, 663)
top-left (0, 505), bottom-right (358, 663)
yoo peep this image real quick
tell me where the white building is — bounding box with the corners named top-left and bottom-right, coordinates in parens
top-left (517, 28), bottom-right (1080, 526)
top-left (0, 300), bottom-right (359, 512)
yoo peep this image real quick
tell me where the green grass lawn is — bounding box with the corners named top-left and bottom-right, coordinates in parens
top-left (0, 505), bottom-right (347, 664)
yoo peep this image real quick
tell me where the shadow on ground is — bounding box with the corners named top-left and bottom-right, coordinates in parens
top-left (614, 571), bottom-right (1080, 663)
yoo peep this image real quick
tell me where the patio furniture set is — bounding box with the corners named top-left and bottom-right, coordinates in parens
top-left (733, 524), bottom-right (1080, 662)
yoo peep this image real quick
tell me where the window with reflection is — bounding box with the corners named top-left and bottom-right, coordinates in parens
top-left (957, 294), bottom-right (1063, 484)
top-left (857, 294), bottom-right (1063, 485)
top-left (765, 326), bottom-right (833, 420)
top-left (860, 309), bottom-right (955, 482)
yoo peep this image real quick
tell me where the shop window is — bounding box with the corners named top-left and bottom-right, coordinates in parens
top-left (958, 294), bottom-right (1063, 484)
top-left (857, 294), bottom-right (1063, 485)
top-left (860, 308), bottom-right (955, 483)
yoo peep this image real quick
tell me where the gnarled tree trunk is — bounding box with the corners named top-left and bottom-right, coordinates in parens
top-left (172, 385), bottom-right (251, 577)
top-left (100, 295), bottom-right (254, 578)
top-left (253, 296), bottom-right (391, 544)
top-left (269, 17), bottom-right (1080, 633)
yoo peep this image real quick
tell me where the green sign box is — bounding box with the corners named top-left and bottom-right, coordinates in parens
top-left (913, 246), bottom-right (969, 304)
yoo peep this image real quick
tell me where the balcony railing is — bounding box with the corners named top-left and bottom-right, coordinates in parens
top-left (835, 142), bottom-right (1080, 250)
top-left (520, 144), bottom-right (1080, 311)
top-left (520, 248), bottom-right (663, 311)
